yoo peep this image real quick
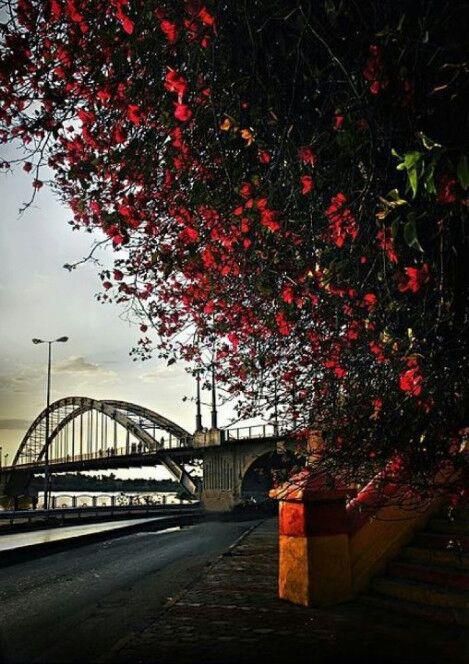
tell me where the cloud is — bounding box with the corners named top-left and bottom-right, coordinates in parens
top-left (0, 418), bottom-right (31, 430)
top-left (0, 367), bottom-right (43, 393)
top-left (139, 363), bottom-right (188, 384)
top-left (55, 355), bottom-right (104, 374)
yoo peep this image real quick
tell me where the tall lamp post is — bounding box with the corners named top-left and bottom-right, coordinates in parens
top-left (32, 336), bottom-right (69, 509)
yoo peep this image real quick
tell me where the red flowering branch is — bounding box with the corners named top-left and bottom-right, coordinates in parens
top-left (1, 0), bottom-right (468, 498)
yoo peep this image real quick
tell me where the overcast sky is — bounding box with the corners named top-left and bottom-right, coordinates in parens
top-left (0, 163), bottom-right (217, 478)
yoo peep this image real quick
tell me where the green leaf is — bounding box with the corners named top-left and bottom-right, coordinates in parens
top-left (408, 167), bottom-right (418, 197)
top-left (391, 218), bottom-right (400, 239)
top-left (404, 216), bottom-right (424, 252)
top-left (387, 189), bottom-right (408, 205)
top-left (457, 155), bottom-right (469, 190)
top-left (424, 160), bottom-right (436, 195)
top-left (403, 151), bottom-right (422, 169)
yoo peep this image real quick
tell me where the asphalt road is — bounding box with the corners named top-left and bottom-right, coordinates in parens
top-left (0, 519), bottom-right (258, 664)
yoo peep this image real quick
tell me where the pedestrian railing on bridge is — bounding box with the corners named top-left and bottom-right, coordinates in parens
top-left (224, 423), bottom-right (281, 441)
top-left (8, 435), bottom-right (194, 471)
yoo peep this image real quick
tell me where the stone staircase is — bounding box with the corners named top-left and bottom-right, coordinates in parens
top-left (363, 506), bottom-right (469, 625)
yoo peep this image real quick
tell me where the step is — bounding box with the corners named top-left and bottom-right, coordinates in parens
top-left (372, 576), bottom-right (469, 609)
top-left (362, 592), bottom-right (469, 626)
top-left (401, 546), bottom-right (469, 570)
top-left (413, 531), bottom-right (469, 552)
top-left (387, 561), bottom-right (469, 591)
top-left (427, 518), bottom-right (469, 536)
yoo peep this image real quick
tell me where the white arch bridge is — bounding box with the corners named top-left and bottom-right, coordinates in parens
top-left (1, 397), bottom-right (289, 510)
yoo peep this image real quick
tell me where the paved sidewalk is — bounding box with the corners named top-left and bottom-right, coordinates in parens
top-left (109, 518), bottom-right (467, 664)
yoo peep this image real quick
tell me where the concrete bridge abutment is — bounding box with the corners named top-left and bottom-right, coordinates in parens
top-left (0, 469), bottom-right (36, 509)
top-left (195, 429), bottom-right (293, 512)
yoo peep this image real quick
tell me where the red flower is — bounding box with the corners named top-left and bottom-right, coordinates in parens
top-left (140, 324), bottom-right (148, 333)
top-left (111, 0), bottom-right (134, 35)
top-left (127, 104), bottom-right (142, 125)
top-left (362, 293), bottom-right (377, 309)
top-left (97, 89), bottom-right (111, 104)
top-left (174, 103), bottom-right (192, 122)
top-left (324, 359), bottom-right (347, 379)
top-left (363, 44), bottom-right (388, 95)
top-left (298, 146), bottom-right (317, 166)
top-left (103, 281), bottom-right (113, 290)
top-left (437, 175), bottom-right (458, 205)
top-left (369, 341), bottom-right (386, 363)
top-left (77, 109), bottom-right (95, 125)
top-left (66, 0), bottom-right (83, 23)
top-left (373, 398), bottom-right (383, 411)
top-left (121, 16), bottom-right (134, 34)
top-left (333, 114), bottom-right (345, 130)
top-left (259, 208), bottom-right (281, 232)
top-left (201, 247), bottom-right (216, 268)
top-left (164, 69), bottom-right (188, 98)
top-left (179, 226), bottom-right (199, 244)
top-left (275, 311), bottom-right (293, 336)
top-left (160, 19), bottom-right (178, 43)
top-left (239, 182), bottom-right (254, 199)
top-left (281, 284), bottom-right (295, 304)
top-left (325, 193), bottom-right (358, 247)
top-left (198, 7), bottom-right (215, 26)
top-left (112, 124), bottom-right (127, 144)
top-left (399, 359), bottom-right (423, 397)
top-left (258, 150), bottom-right (271, 164)
top-left (113, 269), bottom-right (124, 281)
top-left (398, 264), bottom-right (430, 294)
top-left (300, 175), bottom-right (314, 195)
top-left (376, 228), bottom-right (398, 263)
top-left (23, 161), bottom-right (32, 172)
top-left (50, 0), bottom-right (62, 20)
top-left (33, 179), bottom-right (43, 189)
top-left (227, 331), bottom-right (239, 350)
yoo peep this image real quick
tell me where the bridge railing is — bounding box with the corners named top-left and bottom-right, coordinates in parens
top-left (224, 423), bottom-right (282, 441)
top-left (11, 435), bottom-right (194, 470)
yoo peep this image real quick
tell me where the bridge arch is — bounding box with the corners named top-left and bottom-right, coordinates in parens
top-left (240, 449), bottom-right (296, 504)
top-left (13, 397), bottom-right (197, 495)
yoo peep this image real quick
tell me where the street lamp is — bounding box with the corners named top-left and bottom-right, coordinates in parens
top-left (195, 368), bottom-right (203, 432)
top-left (32, 336), bottom-right (69, 509)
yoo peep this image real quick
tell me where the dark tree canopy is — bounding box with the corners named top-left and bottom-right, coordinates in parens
top-left (1, 0), bottom-right (468, 502)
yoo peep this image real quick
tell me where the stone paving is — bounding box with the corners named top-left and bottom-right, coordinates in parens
top-left (109, 518), bottom-right (468, 664)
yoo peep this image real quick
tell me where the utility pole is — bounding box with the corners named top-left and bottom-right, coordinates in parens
top-left (210, 363), bottom-right (218, 429)
top-left (195, 369), bottom-right (203, 431)
top-left (273, 378), bottom-right (279, 436)
top-left (32, 336), bottom-right (69, 509)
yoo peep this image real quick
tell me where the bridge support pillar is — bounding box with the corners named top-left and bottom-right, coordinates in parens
top-left (201, 439), bottom-right (291, 512)
top-left (201, 447), bottom-right (241, 512)
top-left (0, 469), bottom-right (36, 510)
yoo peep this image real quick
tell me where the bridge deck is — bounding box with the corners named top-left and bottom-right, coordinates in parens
top-left (2, 434), bottom-right (283, 475)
